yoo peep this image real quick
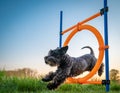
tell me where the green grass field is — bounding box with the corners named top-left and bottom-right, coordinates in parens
top-left (0, 71), bottom-right (120, 93)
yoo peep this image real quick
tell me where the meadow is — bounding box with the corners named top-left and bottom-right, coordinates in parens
top-left (0, 71), bottom-right (120, 93)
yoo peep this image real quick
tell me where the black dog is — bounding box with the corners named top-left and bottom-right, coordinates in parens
top-left (42, 46), bottom-right (104, 90)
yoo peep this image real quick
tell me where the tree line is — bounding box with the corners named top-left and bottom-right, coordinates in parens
top-left (110, 69), bottom-right (120, 81)
top-left (0, 68), bottom-right (119, 81)
top-left (1, 68), bottom-right (41, 78)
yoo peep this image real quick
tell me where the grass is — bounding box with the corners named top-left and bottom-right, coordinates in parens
top-left (0, 71), bottom-right (120, 93)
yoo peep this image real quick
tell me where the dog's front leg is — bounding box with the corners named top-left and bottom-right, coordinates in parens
top-left (42, 71), bottom-right (56, 82)
top-left (47, 69), bottom-right (69, 90)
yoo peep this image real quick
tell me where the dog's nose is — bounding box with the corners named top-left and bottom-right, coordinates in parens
top-left (45, 61), bottom-right (48, 64)
top-left (44, 56), bottom-right (48, 60)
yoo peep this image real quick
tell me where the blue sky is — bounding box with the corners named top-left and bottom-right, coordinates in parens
top-left (0, 0), bottom-right (120, 74)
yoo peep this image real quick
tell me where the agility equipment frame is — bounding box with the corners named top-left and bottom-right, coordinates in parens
top-left (59, 0), bottom-right (110, 92)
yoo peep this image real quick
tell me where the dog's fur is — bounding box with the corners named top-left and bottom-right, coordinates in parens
top-left (42, 46), bottom-right (104, 90)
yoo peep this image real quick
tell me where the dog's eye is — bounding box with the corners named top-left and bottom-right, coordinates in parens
top-left (49, 50), bottom-right (54, 55)
top-left (50, 50), bottom-right (53, 54)
top-left (49, 50), bottom-right (55, 55)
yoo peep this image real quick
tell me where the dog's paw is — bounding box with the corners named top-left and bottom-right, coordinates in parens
top-left (47, 83), bottom-right (57, 90)
top-left (42, 78), bottom-right (50, 82)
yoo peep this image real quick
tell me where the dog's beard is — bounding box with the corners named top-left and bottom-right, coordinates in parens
top-left (45, 57), bottom-right (60, 67)
top-left (46, 61), bottom-right (56, 66)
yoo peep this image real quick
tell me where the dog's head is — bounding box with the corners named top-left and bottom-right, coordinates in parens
top-left (44, 46), bottom-right (68, 66)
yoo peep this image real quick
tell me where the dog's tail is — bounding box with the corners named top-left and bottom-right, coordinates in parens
top-left (81, 46), bottom-right (94, 55)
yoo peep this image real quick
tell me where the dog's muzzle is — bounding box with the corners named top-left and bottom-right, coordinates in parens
top-left (44, 56), bottom-right (49, 64)
top-left (44, 56), bottom-right (58, 66)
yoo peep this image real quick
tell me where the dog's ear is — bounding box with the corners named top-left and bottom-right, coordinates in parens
top-left (59, 46), bottom-right (68, 55)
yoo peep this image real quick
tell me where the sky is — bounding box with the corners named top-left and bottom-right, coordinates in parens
top-left (0, 0), bottom-right (120, 75)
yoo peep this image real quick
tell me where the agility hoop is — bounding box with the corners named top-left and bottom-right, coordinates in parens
top-left (63, 24), bottom-right (106, 84)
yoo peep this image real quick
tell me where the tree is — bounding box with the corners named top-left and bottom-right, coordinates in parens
top-left (110, 69), bottom-right (119, 81)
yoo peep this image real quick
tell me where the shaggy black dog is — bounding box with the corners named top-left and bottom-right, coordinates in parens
top-left (42, 46), bottom-right (104, 90)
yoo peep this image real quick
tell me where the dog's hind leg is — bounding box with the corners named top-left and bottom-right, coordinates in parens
top-left (98, 63), bottom-right (104, 76)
